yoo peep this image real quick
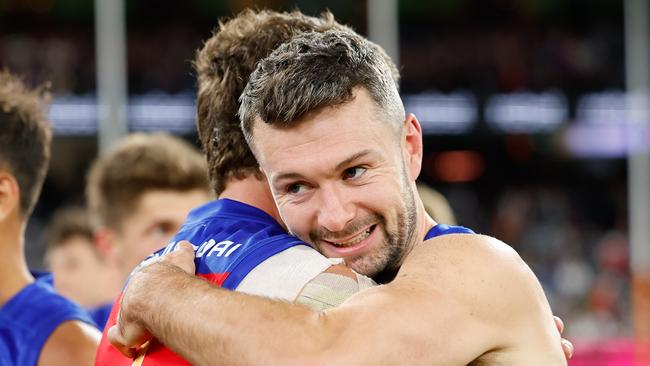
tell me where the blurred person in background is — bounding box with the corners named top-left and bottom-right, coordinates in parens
top-left (416, 182), bottom-right (457, 225)
top-left (490, 185), bottom-right (638, 363)
top-left (0, 70), bottom-right (99, 365)
top-left (44, 206), bottom-right (121, 327)
top-left (85, 132), bottom-right (212, 328)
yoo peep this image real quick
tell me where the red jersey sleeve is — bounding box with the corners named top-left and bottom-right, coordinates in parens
top-left (94, 294), bottom-right (191, 366)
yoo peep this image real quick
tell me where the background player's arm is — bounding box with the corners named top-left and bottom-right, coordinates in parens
top-left (111, 236), bottom-right (565, 366)
top-left (38, 320), bottom-right (101, 366)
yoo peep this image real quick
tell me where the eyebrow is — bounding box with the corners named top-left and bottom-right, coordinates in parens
top-left (273, 149), bottom-right (376, 184)
top-left (334, 149), bottom-right (375, 171)
top-left (273, 171), bottom-right (307, 183)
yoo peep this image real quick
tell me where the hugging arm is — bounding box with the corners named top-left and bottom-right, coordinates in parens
top-left (110, 237), bottom-right (569, 365)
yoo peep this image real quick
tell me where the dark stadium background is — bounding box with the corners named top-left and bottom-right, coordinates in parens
top-left (1, 0), bottom-right (642, 357)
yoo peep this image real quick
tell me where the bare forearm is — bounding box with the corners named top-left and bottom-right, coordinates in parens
top-left (132, 263), bottom-right (338, 366)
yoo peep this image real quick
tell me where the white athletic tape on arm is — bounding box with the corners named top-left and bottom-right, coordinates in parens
top-left (355, 272), bottom-right (377, 290)
top-left (296, 272), bottom-right (377, 311)
top-left (235, 246), bottom-right (342, 301)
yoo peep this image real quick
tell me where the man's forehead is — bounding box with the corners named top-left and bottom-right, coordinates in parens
top-left (250, 89), bottom-right (400, 171)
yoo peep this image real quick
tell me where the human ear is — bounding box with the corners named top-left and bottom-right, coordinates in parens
top-left (0, 171), bottom-right (20, 221)
top-left (402, 113), bottom-right (423, 181)
top-left (94, 227), bottom-right (121, 267)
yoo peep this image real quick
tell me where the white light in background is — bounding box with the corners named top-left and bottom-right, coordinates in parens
top-left (485, 91), bottom-right (568, 133)
top-left (128, 93), bottom-right (196, 133)
top-left (564, 124), bottom-right (629, 158)
top-left (49, 96), bottom-right (98, 135)
top-left (403, 91), bottom-right (477, 134)
top-left (565, 91), bottom-right (649, 158)
top-left (48, 93), bottom-right (198, 135)
top-left (575, 91), bottom-right (627, 125)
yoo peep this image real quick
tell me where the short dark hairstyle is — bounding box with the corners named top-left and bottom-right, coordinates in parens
top-left (45, 206), bottom-right (95, 252)
top-left (239, 30), bottom-right (404, 148)
top-left (0, 70), bottom-right (52, 216)
top-left (86, 133), bottom-right (209, 231)
top-left (194, 9), bottom-right (398, 195)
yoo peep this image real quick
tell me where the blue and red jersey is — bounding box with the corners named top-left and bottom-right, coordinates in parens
top-left (95, 199), bottom-right (309, 365)
top-left (95, 198), bottom-right (474, 365)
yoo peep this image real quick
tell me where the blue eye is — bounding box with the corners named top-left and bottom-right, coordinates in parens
top-left (343, 167), bottom-right (367, 180)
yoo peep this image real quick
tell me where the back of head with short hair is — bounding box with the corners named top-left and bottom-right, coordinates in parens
top-left (239, 30), bottom-right (404, 148)
top-left (193, 9), bottom-right (399, 195)
top-left (45, 206), bottom-right (95, 252)
top-left (86, 133), bottom-right (209, 231)
top-left (0, 70), bottom-right (52, 217)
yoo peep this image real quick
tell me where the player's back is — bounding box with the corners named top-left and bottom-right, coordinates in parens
top-left (95, 198), bottom-right (324, 365)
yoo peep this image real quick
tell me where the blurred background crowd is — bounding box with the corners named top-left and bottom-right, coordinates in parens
top-left (1, 0), bottom-right (645, 357)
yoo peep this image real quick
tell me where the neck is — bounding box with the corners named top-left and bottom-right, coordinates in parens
top-left (0, 217), bottom-right (34, 305)
top-left (95, 266), bottom-right (124, 307)
top-left (414, 189), bottom-right (437, 246)
top-left (103, 264), bottom-right (128, 304)
top-left (219, 175), bottom-right (283, 225)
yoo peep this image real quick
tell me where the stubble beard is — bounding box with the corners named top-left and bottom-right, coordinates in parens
top-left (306, 175), bottom-right (419, 283)
top-left (368, 177), bottom-right (418, 284)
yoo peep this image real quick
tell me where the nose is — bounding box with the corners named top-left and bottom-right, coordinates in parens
top-left (316, 184), bottom-right (355, 233)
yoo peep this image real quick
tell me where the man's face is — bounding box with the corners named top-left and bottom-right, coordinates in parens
top-left (110, 189), bottom-right (211, 276)
top-left (47, 235), bottom-right (107, 307)
top-left (253, 88), bottom-right (423, 279)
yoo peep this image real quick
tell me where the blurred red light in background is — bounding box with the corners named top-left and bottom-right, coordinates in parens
top-left (433, 150), bottom-right (485, 183)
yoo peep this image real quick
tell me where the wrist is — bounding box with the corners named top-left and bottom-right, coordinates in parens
top-left (131, 262), bottom-right (195, 328)
top-left (122, 262), bottom-right (172, 326)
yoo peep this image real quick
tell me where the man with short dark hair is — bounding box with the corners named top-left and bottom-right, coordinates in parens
top-left (95, 11), bottom-right (382, 365)
top-left (112, 30), bottom-right (569, 365)
top-left (0, 70), bottom-right (99, 366)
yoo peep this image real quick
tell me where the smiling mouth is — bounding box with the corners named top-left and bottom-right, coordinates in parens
top-left (328, 225), bottom-right (375, 247)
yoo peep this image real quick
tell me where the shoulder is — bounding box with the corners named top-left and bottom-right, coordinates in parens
top-left (402, 233), bottom-right (528, 284)
top-left (38, 320), bottom-right (100, 366)
top-left (187, 215), bottom-right (299, 261)
top-left (11, 282), bottom-right (101, 365)
top-left (400, 233), bottom-right (543, 312)
top-left (11, 280), bottom-right (97, 327)
top-left (236, 245), bottom-right (338, 301)
top-left (320, 234), bottom-right (562, 365)
top-left (396, 233), bottom-right (558, 346)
